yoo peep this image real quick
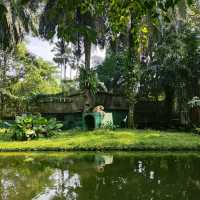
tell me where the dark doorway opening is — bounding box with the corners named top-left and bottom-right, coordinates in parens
top-left (84, 115), bottom-right (95, 130)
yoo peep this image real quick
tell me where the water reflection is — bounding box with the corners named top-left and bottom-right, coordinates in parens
top-left (95, 155), bottom-right (113, 172)
top-left (0, 153), bottom-right (200, 200)
top-left (33, 170), bottom-right (81, 200)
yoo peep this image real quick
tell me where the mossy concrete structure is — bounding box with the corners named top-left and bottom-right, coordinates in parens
top-left (1, 90), bottom-right (191, 129)
top-left (29, 92), bottom-right (128, 129)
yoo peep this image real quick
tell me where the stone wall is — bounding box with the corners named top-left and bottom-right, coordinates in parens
top-left (29, 92), bottom-right (129, 114)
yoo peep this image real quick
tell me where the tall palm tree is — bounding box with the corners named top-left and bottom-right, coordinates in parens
top-left (39, 0), bottom-right (106, 112)
top-left (39, 0), bottom-right (106, 69)
top-left (52, 40), bottom-right (73, 80)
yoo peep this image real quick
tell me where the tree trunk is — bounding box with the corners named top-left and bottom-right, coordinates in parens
top-left (84, 37), bottom-right (91, 69)
top-left (83, 89), bottom-right (94, 112)
top-left (0, 52), bottom-right (7, 119)
top-left (63, 62), bottom-right (67, 80)
top-left (75, 68), bottom-right (79, 79)
top-left (164, 85), bottom-right (175, 126)
top-left (0, 93), bottom-right (3, 119)
top-left (146, 9), bottom-right (154, 61)
top-left (70, 67), bottom-right (72, 80)
top-left (83, 38), bottom-right (92, 111)
top-left (128, 103), bottom-right (135, 128)
top-left (60, 63), bottom-right (63, 80)
top-left (128, 15), bottom-right (135, 60)
top-left (127, 14), bottom-right (136, 128)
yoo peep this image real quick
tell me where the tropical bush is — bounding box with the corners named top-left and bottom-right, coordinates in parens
top-left (10, 114), bottom-right (63, 141)
top-left (79, 67), bottom-right (99, 94)
top-left (0, 128), bottom-right (12, 141)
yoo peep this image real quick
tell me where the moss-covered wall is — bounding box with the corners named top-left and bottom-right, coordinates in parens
top-left (41, 110), bottom-right (128, 130)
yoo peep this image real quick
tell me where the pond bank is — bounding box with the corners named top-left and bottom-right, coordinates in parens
top-left (0, 129), bottom-right (200, 152)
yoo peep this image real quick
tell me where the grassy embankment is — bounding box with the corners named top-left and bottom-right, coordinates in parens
top-left (1, 129), bottom-right (200, 151)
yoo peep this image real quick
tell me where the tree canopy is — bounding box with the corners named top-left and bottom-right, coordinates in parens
top-left (0, 0), bottom-right (200, 127)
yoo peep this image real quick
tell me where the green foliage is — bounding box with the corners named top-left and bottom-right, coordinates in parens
top-left (0, 0), bottom-right (198, 129)
top-left (139, 23), bottom-right (198, 99)
top-left (0, 43), bottom-right (61, 118)
top-left (39, 0), bottom-right (105, 69)
top-left (0, 0), bottom-right (37, 50)
top-left (52, 40), bottom-right (77, 80)
top-left (0, 128), bottom-right (12, 141)
top-left (79, 67), bottom-right (99, 94)
top-left (12, 43), bottom-right (61, 97)
top-left (10, 114), bottom-right (63, 141)
top-left (96, 53), bottom-right (127, 93)
top-left (61, 80), bottom-right (79, 95)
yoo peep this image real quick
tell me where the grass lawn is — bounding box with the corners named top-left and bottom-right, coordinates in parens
top-left (0, 129), bottom-right (200, 151)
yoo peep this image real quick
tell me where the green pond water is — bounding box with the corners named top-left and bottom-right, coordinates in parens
top-left (0, 152), bottom-right (200, 200)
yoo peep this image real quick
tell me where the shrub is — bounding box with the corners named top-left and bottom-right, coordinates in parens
top-left (0, 128), bottom-right (12, 140)
top-left (10, 114), bottom-right (63, 141)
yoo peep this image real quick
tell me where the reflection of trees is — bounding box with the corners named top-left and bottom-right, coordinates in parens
top-left (34, 169), bottom-right (81, 200)
top-left (0, 157), bottom-right (54, 200)
top-left (0, 155), bottom-right (82, 200)
top-left (95, 155), bottom-right (113, 173)
top-left (1, 154), bottom-right (200, 200)
top-left (73, 154), bottom-right (200, 200)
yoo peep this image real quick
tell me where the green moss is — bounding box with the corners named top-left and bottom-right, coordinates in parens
top-left (0, 129), bottom-right (200, 151)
